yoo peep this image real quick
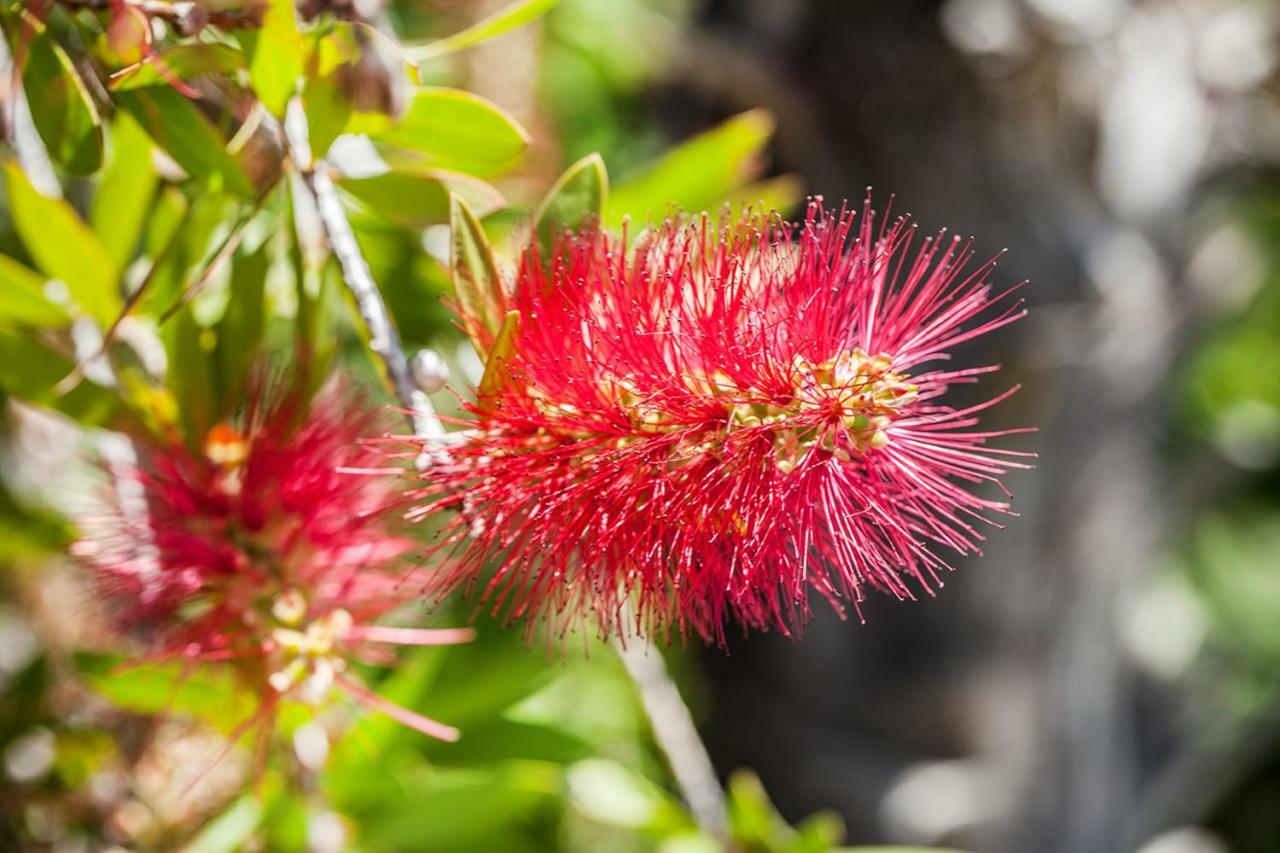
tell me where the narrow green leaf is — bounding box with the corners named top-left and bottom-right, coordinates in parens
top-left (3, 11), bottom-right (104, 175)
top-left (534, 152), bottom-right (607, 258)
top-left (408, 0), bottom-right (561, 62)
top-left (726, 174), bottom-right (805, 218)
top-left (0, 329), bottom-right (122, 425)
top-left (418, 718), bottom-right (591, 765)
top-left (607, 109), bottom-right (776, 226)
top-left (478, 309), bottom-right (521, 408)
top-left (109, 43), bottom-right (246, 92)
top-left (3, 160), bottom-right (119, 324)
top-left (450, 193), bottom-right (505, 353)
top-left (115, 88), bottom-right (255, 198)
top-left (185, 796), bottom-right (265, 853)
top-left (0, 255), bottom-right (68, 327)
top-left (215, 241), bottom-right (268, 421)
top-left (165, 305), bottom-right (217, 449)
top-left (339, 170), bottom-right (503, 229)
top-left (239, 0), bottom-right (303, 116)
top-left (372, 87), bottom-right (529, 177)
top-left (91, 112), bottom-right (158, 272)
top-left (300, 67), bottom-right (351, 159)
top-left (74, 653), bottom-right (258, 733)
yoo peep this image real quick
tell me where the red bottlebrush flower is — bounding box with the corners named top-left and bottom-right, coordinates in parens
top-left (74, 382), bottom-right (471, 740)
top-left (413, 200), bottom-right (1033, 644)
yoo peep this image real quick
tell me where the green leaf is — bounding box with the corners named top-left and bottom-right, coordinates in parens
top-left (115, 88), bottom-right (255, 198)
top-left (238, 0), bottom-right (303, 116)
top-left (567, 758), bottom-right (687, 832)
top-left (74, 652), bottom-right (258, 733)
top-left (607, 109), bottom-right (777, 226)
top-left (726, 175), bottom-right (806, 218)
top-left (418, 717), bottom-right (591, 766)
top-left (450, 193), bottom-right (506, 353)
top-left (91, 112), bottom-right (158, 273)
top-left (339, 170), bottom-right (503, 229)
top-left (408, 0), bottom-right (561, 63)
top-left (109, 43), bottom-right (247, 92)
top-left (185, 796), bottom-right (265, 853)
top-left (300, 66), bottom-right (351, 160)
top-left (534, 152), bottom-right (607, 258)
top-left (354, 765), bottom-right (561, 852)
top-left (139, 189), bottom-right (227, 316)
top-left (3, 160), bottom-right (119, 324)
top-left (165, 305), bottom-right (217, 449)
top-left (0, 255), bottom-right (68, 327)
top-left (215, 240), bottom-right (268, 421)
top-left (0, 329), bottom-right (122, 425)
top-left (3, 11), bottom-right (104, 175)
top-left (372, 87), bottom-right (530, 177)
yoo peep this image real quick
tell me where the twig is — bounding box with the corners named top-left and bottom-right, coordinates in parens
top-left (613, 635), bottom-right (729, 840)
top-left (281, 101), bottom-right (444, 444)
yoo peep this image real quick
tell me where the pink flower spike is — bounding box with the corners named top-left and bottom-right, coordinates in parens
top-left (336, 674), bottom-right (460, 742)
top-left (346, 625), bottom-right (478, 646)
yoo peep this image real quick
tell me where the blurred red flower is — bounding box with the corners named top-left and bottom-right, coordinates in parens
top-left (74, 382), bottom-right (469, 740)
top-left (413, 201), bottom-right (1033, 643)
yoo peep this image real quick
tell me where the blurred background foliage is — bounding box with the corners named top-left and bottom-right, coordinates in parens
top-left (2, 0), bottom-right (1280, 851)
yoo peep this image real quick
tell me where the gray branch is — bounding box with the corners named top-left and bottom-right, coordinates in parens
top-left (282, 102), bottom-right (444, 444)
top-left (614, 636), bottom-right (729, 840)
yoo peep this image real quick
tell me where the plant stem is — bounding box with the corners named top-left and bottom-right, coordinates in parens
top-left (613, 636), bottom-right (729, 839)
top-left (282, 102), bottom-right (444, 444)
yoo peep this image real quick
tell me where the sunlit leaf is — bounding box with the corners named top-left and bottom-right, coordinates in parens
top-left (450, 193), bottom-right (506, 353)
top-left (607, 109), bottom-right (777, 226)
top-left (0, 255), bottom-right (67, 327)
top-left (372, 87), bottom-right (529, 177)
top-left (74, 652), bottom-right (258, 733)
top-left (339, 170), bottom-right (503, 229)
top-left (115, 87), bottom-right (255, 198)
top-left (3, 10), bottom-right (104, 175)
top-left (238, 0), bottom-right (303, 116)
top-left (185, 796), bottom-right (265, 853)
top-left (534, 152), bottom-right (607, 258)
top-left (726, 174), bottom-right (805, 218)
top-left (3, 160), bottom-right (119, 325)
top-left (408, 0), bottom-right (561, 63)
top-left (300, 65), bottom-right (351, 160)
top-left (91, 112), bottom-right (158, 273)
top-left (567, 759), bottom-right (687, 831)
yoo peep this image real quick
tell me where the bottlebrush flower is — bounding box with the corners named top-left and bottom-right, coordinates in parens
top-left (412, 200), bottom-right (1033, 644)
top-left (73, 382), bottom-right (471, 740)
